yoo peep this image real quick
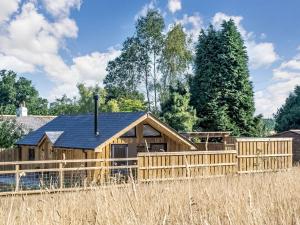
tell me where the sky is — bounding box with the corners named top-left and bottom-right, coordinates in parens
top-left (0, 0), bottom-right (299, 118)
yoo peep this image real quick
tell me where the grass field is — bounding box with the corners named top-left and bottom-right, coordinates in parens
top-left (0, 168), bottom-right (299, 225)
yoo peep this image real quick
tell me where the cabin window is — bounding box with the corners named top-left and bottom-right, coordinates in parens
top-left (143, 124), bottom-right (161, 137)
top-left (28, 148), bottom-right (35, 161)
top-left (150, 143), bottom-right (167, 152)
top-left (121, 127), bottom-right (136, 138)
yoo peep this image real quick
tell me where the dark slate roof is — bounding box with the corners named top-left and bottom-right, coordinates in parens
top-left (17, 112), bottom-right (146, 149)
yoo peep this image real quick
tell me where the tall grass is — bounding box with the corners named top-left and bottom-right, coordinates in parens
top-left (0, 168), bottom-right (299, 225)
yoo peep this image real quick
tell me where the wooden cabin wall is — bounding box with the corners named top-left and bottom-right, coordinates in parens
top-left (98, 120), bottom-right (191, 160)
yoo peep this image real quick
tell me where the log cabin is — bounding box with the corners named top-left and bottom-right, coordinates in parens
top-left (16, 111), bottom-right (196, 163)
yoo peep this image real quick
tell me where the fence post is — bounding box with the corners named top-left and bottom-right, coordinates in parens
top-left (59, 162), bottom-right (64, 190)
top-left (15, 164), bottom-right (20, 192)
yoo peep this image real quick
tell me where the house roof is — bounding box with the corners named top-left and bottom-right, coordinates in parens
top-left (17, 112), bottom-right (147, 149)
top-left (17, 112), bottom-right (196, 150)
top-left (289, 130), bottom-right (300, 135)
top-left (272, 129), bottom-right (300, 136)
top-left (1, 115), bottom-right (56, 132)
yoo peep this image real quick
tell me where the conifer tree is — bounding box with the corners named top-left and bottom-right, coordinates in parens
top-left (161, 82), bottom-right (197, 132)
top-left (191, 20), bottom-right (259, 136)
top-left (275, 85), bottom-right (300, 132)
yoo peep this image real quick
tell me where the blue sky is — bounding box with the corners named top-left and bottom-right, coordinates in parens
top-left (0, 0), bottom-right (299, 118)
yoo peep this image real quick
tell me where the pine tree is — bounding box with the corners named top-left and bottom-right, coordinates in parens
top-left (275, 85), bottom-right (300, 132)
top-left (190, 20), bottom-right (259, 136)
top-left (190, 25), bottom-right (230, 131)
top-left (161, 82), bottom-right (198, 132)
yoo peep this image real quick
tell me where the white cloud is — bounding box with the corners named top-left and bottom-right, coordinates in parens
top-left (43, 0), bottom-right (82, 17)
top-left (0, 53), bottom-right (34, 73)
top-left (212, 12), bottom-right (246, 37)
top-left (176, 13), bottom-right (203, 42)
top-left (168, 0), bottom-right (181, 13)
top-left (135, 0), bottom-right (156, 20)
top-left (255, 51), bottom-right (300, 117)
top-left (0, 0), bottom-right (20, 24)
top-left (0, 1), bottom-right (120, 100)
top-left (247, 41), bottom-right (278, 69)
top-left (212, 12), bottom-right (278, 69)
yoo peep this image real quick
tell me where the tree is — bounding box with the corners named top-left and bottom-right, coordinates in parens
top-left (136, 9), bottom-right (165, 112)
top-left (0, 117), bottom-right (26, 148)
top-left (190, 25), bottom-right (229, 131)
top-left (160, 24), bottom-right (192, 89)
top-left (275, 86), bottom-right (300, 132)
top-left (190, 21), bottom-right (259, 136)
top-left (49, 95), bottom-right (79, 115)
top-left (106, 98), bottom-right (147, 112)
top-left (0, 70), bottom-right (48, 115)
top-left (104, 37), bottom-right (145, 102)
top-left (160, 82), bottom-right (198, 132)
top-left (49, 83), bottom-right (146, 115)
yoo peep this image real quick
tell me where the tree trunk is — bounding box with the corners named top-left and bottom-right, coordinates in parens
top-left (145, 69), bottom-right (151, 111)
top-left (153, 53), bottom-right (157, 112)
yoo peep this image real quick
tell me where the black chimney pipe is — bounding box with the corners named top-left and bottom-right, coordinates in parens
top-left (93, 94), bottom-right (99, 136)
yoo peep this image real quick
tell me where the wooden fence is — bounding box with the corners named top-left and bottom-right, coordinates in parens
top-left (0, 158), bottom-right (138, 195)
top-left (138, 150), bottom-right (237, 182)
top-left (0, 148), bottom-right (19, 162)
top-left (236, 138), bottom-right (293, 173)
top-left (0, 138), bottom-right (293, 195)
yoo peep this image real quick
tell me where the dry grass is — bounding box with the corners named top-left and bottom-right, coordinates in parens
top-left (0, 168), bottom-right (299, 225)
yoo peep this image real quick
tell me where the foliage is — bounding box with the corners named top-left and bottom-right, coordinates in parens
top-left (49, 95), bottom-right (79, 115)
top-left (0, 70), bottom-right (48, 115)
top-left (160, 82), bottom-right (198, 132)
top-left (104, 37), bottom-right (145, 102)
top-left (160, 24), bottom-right (192, 88)
top-left (49, 83), bottom-right (146, 115)
top-left (106, 98), bottom-right (147, 112)
top-left (0, 117), bottom-right (26, 148)
top-left (76, 83), bottom-right (107, 113)
top-left (275, 86), bottom-right (300, 132)
top-left (136, 9), bottom-right (165, 111)
top-left (190, 21), bottom-right (259, 136)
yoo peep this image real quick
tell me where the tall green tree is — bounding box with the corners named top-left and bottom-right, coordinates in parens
top-left (0, 70), bottom-right (48, 115)
top-left (160, 24), bottom-right (192, 89)
top-left (275, 86), bottom-right (300, 132)
top-left (161, 82), bottom-right (198, 132)
top-left (190, 20), bottom-right (259, 136)
top-left (190, 25), bottom-right (229, 131)
top-left (104, 37), bottom-right (145, 102)
top-left (136, 9), bottom-right (165, 112)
